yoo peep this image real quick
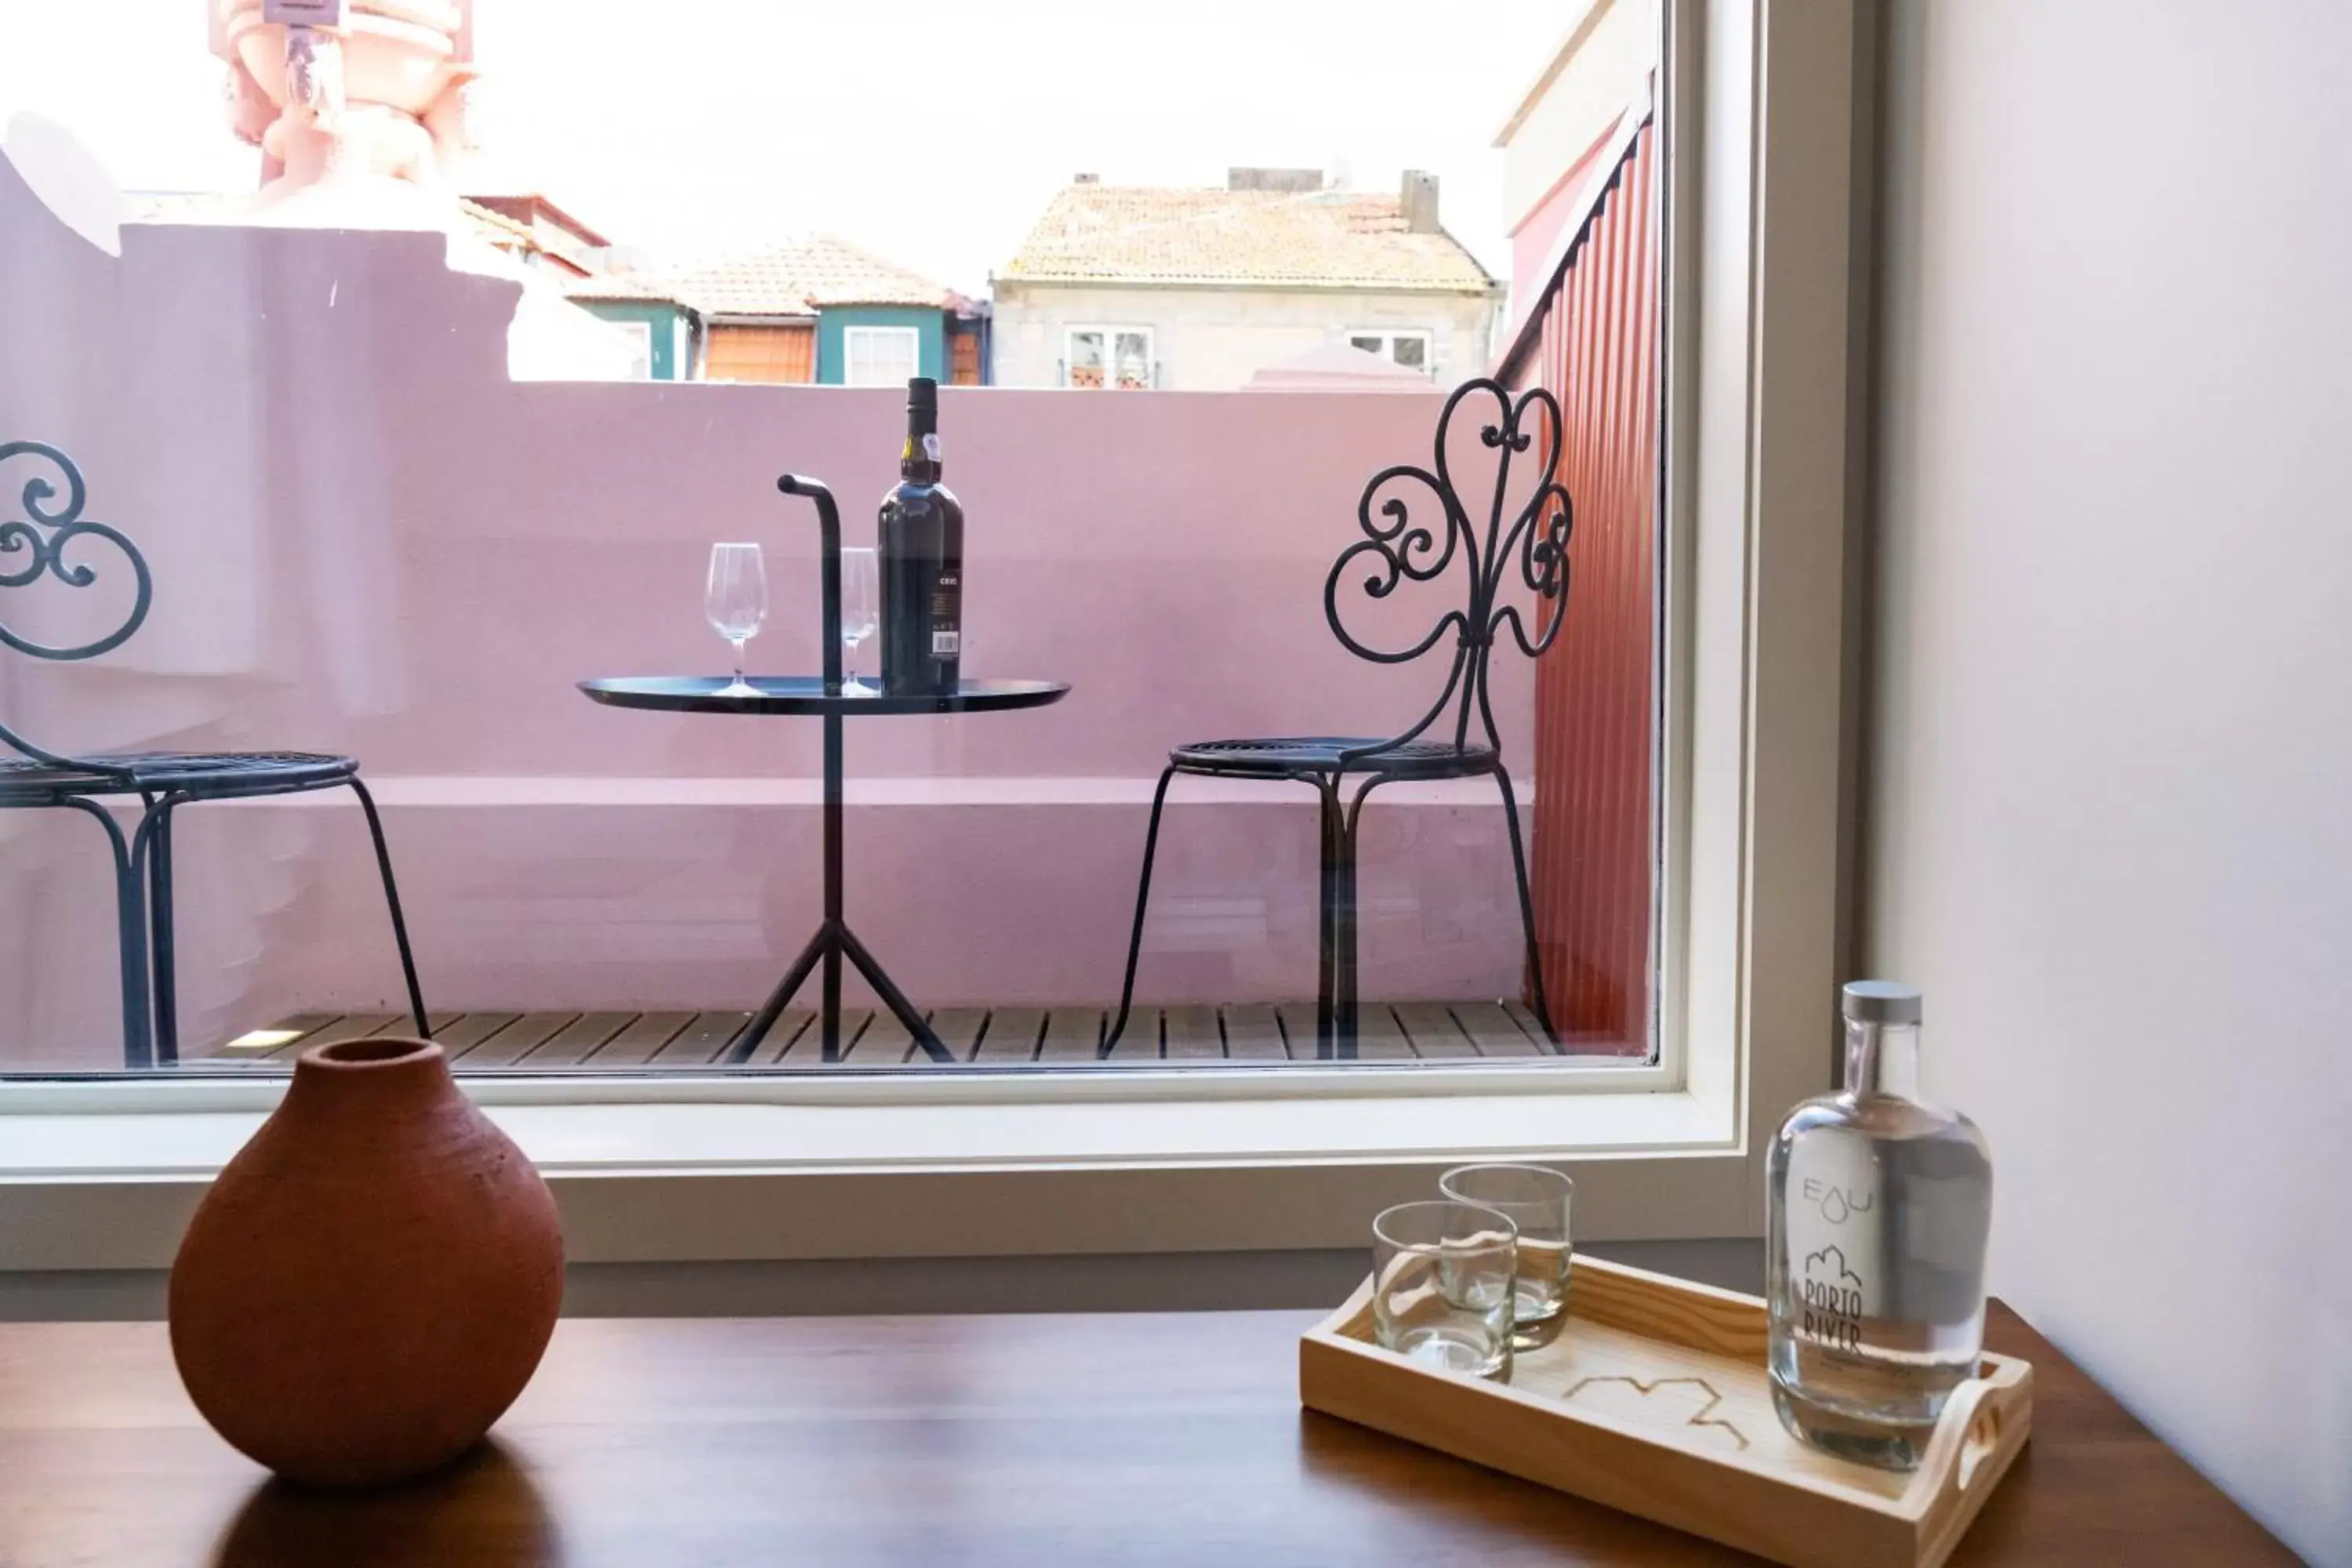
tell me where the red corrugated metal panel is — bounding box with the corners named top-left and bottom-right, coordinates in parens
top-left (1520, 117), bottom-right (1658, 1054)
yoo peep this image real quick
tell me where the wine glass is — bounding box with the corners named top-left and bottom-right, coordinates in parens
top-left (706, 543), bottom-right (767, 698)
top-left (840, 546), bottom-right (878, 695)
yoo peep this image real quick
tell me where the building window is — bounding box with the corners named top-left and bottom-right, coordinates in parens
top-left (843, 325), bottom-right (921, 387)
top-left (1346, 331), bottom-right (1433, 375)
top-left (613, 320), bottom-right (655, 379)
top-left (1065, 327), bottom-right (1152, 390)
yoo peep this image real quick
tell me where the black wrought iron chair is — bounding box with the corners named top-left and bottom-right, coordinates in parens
top-left (0, 441), bottom-right (426, 1067)
top-left (1108, 379), bottom-right (1575, 1059)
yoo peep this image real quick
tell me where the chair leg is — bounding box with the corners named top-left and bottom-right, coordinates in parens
top-left (347, 777), bottom-right (428, 1037)
top-left (1105, 766), bottom-right (1178, 1053)
top-left (1315, 779), bottom-right (1341, 1060)
top-left (1338, 775), bottom-right (1402, 1062)
top-left (1492, 764), bottom-right (1553, 1043)
top-left (144, 799), bottom-right (180, 1065)
top-left (61, 798), bottom-right (151, 1069)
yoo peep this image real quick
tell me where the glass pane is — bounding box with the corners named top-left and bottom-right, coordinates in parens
top-left (619, 322), bottom-right (654, 379)
top-left (846, 330), bottom-right (916, 387)
top-left (1067, 330), bottom-right (1105, 388)
top-left (1112, 332), bottom-right (1151, 390)
top-left (1, 2), bottom-right (1664, 1078)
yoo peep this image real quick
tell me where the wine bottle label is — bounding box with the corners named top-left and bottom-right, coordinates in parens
top-left (922, 434), bottom-right (942, 462)
top-left (1784, 1136), bottom-right (1884, 1354)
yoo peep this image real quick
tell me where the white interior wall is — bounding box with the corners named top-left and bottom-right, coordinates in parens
top-left (1868, 3), bottom-right (2352, 1562)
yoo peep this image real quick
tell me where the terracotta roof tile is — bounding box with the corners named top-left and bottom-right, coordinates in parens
top-left (559, 268), bottom-right (681, 305)
top-left (665, 234), bottom-right (952, 318)
top-left (125, 191), bottom-right (547, 260)
top-left (1002, 184), bottom-right (1497, 292)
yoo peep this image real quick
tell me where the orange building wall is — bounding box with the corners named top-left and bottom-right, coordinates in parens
top-left (705, 323), bottom-right (817, 384)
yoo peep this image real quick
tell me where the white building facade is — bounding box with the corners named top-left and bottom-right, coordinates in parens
top-left (992, 170), bottom-right (1504, 392)
top-left (991, 281), bottom-right (1500, 392)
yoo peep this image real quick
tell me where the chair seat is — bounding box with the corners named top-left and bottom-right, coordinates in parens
top-left (1169, 736), bottom-right (1498, 779)
top-left (0, 750), bottom-right (358, 806)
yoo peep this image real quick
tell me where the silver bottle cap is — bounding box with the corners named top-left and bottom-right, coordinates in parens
top-left (1842, 980), bottom-right (1922, 1025)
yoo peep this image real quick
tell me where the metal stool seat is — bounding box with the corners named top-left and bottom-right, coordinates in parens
top-left (1, 441), bottom-right (426, 1067)
top-left (0, 750), bottom-right (357, 805)
top-left (1171, 736), bottom-right (1500, 780)
top-left (1111, 380), bottom-right (1577, 1060)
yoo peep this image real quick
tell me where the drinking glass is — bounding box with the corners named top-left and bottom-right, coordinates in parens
top-left (1440, 1163), bottom-right (1574, 1346)
top-left (840, 546), bottom-right (878, 694)
top-left (1370, 1200), bottom-right (1516, 1379)
top-left (706, 543), bottom-right (767, 698)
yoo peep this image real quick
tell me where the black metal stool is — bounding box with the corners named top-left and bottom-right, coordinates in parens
top-left (1108, 379), bottom-right (1576, 1058)
top-left (0, 441), bottom-right (426, 1067)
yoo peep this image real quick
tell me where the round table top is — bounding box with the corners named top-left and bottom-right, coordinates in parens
top-left (579, 676), bottom-right (1070, 717)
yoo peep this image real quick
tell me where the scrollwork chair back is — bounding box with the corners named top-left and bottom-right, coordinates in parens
top-left (0, 441), bottom-right (153, 773)
top-left (1323, 377), bottom-right (1573, 764)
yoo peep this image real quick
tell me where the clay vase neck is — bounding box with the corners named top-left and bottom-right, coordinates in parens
top-left (278, 1033), bottom-right (466, 1127)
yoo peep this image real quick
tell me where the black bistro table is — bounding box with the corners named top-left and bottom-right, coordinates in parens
top-left (580, 674), bottom-right (1069, 1063)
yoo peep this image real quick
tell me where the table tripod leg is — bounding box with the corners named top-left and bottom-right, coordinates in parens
top-left (739, 921), bottom-right (836, 1062)
top-left (840, 925), bottom-right (953, 1062)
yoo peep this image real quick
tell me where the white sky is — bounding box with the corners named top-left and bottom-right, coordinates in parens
top-left (0, 1), bottom-right (1566, 294)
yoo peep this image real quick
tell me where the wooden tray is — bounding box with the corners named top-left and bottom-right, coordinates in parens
top-left (1298, 1254), bottom-right (2031, 1568)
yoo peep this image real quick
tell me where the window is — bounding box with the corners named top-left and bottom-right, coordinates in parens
top-left (2, 2), bottom-right (1862, 1273)
top-left (612, 319), bottom-right (655, 379)
top-left (1346, 330), bottom-right (1432, 374)
top-left (842, 325), bottom-right (920, 387)
top-left (1065, 327), bottom-right (1152, 390)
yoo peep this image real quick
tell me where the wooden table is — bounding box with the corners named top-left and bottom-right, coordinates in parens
top-left (0, 1304), bottom-right (2294, 1567)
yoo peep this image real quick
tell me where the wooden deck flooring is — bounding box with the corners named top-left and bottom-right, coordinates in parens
top-left (199, 1001), bottom-right (1565, 1069)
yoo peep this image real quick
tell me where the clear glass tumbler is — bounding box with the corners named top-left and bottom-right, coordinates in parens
top-left (1440, 1163), bottom-right (1574, 1346)
top-left (1370, 1200), bottom-right (1516, 1379)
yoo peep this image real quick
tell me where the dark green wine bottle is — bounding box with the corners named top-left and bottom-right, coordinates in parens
top-left (877, 377), bottom-right (964, 696)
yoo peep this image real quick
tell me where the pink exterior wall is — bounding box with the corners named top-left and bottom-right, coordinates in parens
top-left (1507, 125), bottom-right (1618, 312)
top-left (0, 162), bottom-right (1542, 1067)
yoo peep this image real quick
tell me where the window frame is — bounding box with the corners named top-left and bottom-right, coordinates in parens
top-left (840, 324), bottom-right (921, 387)
top-left (1063, 325), bottom-right (1154, 390)
top-left (611, 318), bottom-right (655, 379)
top-left (0, 0), bottom-right (1868, 1272)
top-left (1345, 328), bottom-right (1436, 374)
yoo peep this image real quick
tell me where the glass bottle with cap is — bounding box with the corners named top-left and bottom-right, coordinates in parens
top-left (1765, 981), bottom-right (1993, 1469)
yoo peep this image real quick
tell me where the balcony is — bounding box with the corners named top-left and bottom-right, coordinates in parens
top-left (0, 151), bottom-right (1653, 1077)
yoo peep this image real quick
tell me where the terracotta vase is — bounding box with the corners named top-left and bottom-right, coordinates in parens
top-left (169, 1037), bottom-right (564, 1489)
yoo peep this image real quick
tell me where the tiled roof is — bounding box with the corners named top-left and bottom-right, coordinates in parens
top-left (1001, 184), bottom-right (1497, 292)
top-left (460, 191), bottom-right (613, 249)
top-left (456, 198), bottom-right (539, 250)
top-left (124, 190), bottom-right (547, 259)
top-left (664, 234), bottom-right (953, 318)
top-left (560, 268), bottom-right (681, 305)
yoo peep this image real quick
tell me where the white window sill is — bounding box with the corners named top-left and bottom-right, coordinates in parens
top-left (0, 1072), bottom-right (1755, 1272)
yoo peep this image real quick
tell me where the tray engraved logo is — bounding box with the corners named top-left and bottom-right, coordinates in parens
top-left (1558, 1375), bottom-right (1750, 1452)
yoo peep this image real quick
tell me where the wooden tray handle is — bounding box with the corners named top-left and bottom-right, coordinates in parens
top-left (1918, 1360), bottom-right (2034, 1498)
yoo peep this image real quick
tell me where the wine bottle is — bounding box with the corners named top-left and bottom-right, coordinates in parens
top-left (877, 377), bottom-right (964, 697)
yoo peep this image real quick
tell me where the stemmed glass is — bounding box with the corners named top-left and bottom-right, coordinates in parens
top-left (840, 546), bottom-right (879, 695)
top-left (706, 543), bottom-right (767, 698)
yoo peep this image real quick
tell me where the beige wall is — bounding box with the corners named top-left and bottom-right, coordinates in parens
top-left (1868, 3), bottom-right (2351, 1562)
top-left (990, 282), bottom-right (1500, 390)
top-left (1494, 0), bottom-right (1658, 234)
